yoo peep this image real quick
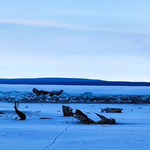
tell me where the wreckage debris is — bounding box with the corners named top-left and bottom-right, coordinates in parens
top-left (95, 113), bottom-right (116, 124)
top-left (62, 105), bottom-right (74, 117)
top-left (101, 107), bottom-right (123, 113)
top-left (40, 117), bottom-right (52, 119)
top-left (0, 111), bottom-right (4, 114)
top-left (14, 101), bottom-right (26, 120)
top-left (33, 88), bottom-right (63, 97)
top-left (74, 109), bottom-right (96, 124)
top-left (61, 105), bottom-right (117, 125)
top-left (74, 109), bottom-right (116, 125)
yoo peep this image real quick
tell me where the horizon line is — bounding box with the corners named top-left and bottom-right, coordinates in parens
top-left (0, 77), bottom-right (150, 83)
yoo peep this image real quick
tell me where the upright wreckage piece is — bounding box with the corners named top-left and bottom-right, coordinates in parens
top-left (14, 101), bottom-right (26, 120)
top-left (33, 88), bottom-right (63, 97)
top-left (62, 105), bottom-right (74, 117)
top-left (74, 109), bottom-right (96, 124)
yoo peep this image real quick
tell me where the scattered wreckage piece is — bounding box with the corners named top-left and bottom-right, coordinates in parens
top-left (14, 101), bottom-right (26, 120)
top-left (95, 113), bottom-right (116, 124)
top-left (40, 117), bottom-right (52, 119)
top-left (101, 107), bottom-right (123, 113)
top-left (0, 111), bottom-right (4, 114)
top-left (74, 109), bottom-right (96, 124)
top-left (33, 88), bottom-right (63, 97)
top-left (74, 109), bottom-right (116, 125)
top-left (62, 105), bottom-right (74, 117)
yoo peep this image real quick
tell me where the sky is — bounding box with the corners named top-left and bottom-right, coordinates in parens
top-left (0, 0), bottom-right (150, 82)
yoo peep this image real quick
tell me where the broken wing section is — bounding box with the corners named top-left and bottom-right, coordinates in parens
top-left (74, 109), bottom-right (96, 124)
top-left (95, 113), bottom-right (116, 124)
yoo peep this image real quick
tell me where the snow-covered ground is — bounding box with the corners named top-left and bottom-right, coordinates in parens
top-left (0, 102), bottom-right (150, 150)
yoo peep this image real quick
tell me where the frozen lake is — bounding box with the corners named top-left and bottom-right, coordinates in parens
top-left (0, 103), bottom-right (150, 150)
top-left (0, 84), bottom-right (150, 95)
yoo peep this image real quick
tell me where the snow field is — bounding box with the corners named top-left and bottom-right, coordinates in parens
top-left (0, 102), bottom-right (150, 150)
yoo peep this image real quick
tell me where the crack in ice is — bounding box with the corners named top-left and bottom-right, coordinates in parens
top-left (42, 125), bottom-right (71, 150)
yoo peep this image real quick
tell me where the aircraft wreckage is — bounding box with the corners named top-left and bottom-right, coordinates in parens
top-left (62, 105), bottom-right (117, 124)
top-left (14, 101), bottom-right (26, 120)
top-left (33, 88), bottom-right (63, 97)
top-left (101, 107), bottom-right (123, 113)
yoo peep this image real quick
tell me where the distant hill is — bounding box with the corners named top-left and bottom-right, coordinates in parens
top-left (0, 77), bottom-right (150, 86)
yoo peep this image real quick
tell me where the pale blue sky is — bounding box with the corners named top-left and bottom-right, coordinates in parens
top-left (0, 0), bottom-right (150, 82)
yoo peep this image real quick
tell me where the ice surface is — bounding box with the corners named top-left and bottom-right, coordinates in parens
top-left (0, 102), bottom-right (150, 150)
top-left (0, 84), bottom-right (150, 103)
top-left (0, 84), bottom-right (150, 95)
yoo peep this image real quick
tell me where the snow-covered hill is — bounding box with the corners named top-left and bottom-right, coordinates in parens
top-left (0, 77), bottom-right (150, 86)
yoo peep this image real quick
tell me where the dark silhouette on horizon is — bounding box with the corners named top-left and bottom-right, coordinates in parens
top-left (0, 77), bottom-right (150, 86)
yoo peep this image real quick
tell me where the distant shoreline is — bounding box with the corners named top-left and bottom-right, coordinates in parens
top-left (0, 78), bottom-right (150, 86)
